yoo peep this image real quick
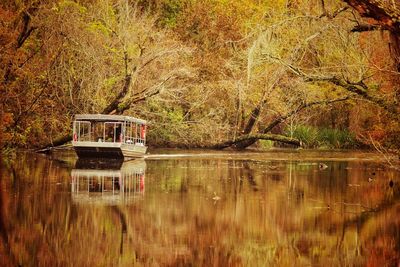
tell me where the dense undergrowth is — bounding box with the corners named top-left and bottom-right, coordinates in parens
top-left (285, 125), bottom-right (358, 149)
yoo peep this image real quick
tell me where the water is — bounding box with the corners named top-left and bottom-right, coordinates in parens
top-left (0, 150), bottom-right (399, 266)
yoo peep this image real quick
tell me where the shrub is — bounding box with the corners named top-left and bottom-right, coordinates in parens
top-left (286, 125), bottom-right (318, 148)
top-left (285, 125), bottom-right (356, 149)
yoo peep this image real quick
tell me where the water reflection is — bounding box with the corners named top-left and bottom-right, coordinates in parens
top-left (0, 151), bottom-right (399, 266)
top-left (71, 159), bottom-right (145, 205)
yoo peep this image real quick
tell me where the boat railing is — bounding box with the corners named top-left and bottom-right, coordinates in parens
top-left (73, 120), bottom-right (146, 145)
top-left (125, 137), bottom-right (146, 146)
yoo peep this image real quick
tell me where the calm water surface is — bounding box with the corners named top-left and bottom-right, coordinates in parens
top-left (0, 150), bottom-right (399, 266)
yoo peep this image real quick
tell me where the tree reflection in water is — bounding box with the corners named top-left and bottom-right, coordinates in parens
top-left (0, 151), bottom-right (399, 266)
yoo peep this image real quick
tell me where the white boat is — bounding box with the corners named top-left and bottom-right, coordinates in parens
top-left (72, 114), bottom-right (147, 159)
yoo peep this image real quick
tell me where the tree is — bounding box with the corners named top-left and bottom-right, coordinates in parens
top-left (217, 1), bottom-right (400, 150)
top-left (1, 0), bottom-right (191, 149)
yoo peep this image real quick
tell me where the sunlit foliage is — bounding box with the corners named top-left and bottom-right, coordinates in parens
top-left (0, 0), bottom-right (399, 150)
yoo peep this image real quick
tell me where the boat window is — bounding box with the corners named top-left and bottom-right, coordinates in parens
top-left (104, 122), bottom-right (123, 143)
top-left (73, 118), bottom-right (146, 145)
top-left (136, 124), bottom-right (146, 145)
top-left (124, 121), bottom-right (134, 144)
top-left (92, 122), bottom-right (104, 142)
top-left (122, 122), bottom-right (145, 145)
top-left (74, 121), bottom-right (91, 142)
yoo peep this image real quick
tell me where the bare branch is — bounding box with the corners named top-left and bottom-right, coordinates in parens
top-left (265, 56), bottom-right (399, 121)
top-left (351, 24), bottom-right (380, 32)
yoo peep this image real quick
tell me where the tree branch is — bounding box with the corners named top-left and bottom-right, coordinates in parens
top-left (305, 75), bottom-right (399, 120)
top-left (319, 5), bottom-right (349, 19)
top-left (16, 12), bottom-right (37, 49)
top-left (263, 96), bottom-right (351, 134)
top-left (351, 24), bottom-right (380, 32)
top-left (343, 0), bottom-right (400, 32)
top-left (268, 57), bottom-right (399, 121)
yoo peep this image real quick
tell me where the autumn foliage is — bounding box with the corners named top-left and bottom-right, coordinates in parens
top-left (0, 0), bottom-right (399, 151)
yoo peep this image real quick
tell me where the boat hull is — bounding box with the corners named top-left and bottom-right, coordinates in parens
top-left (72, 141), bottom-right (147, 159)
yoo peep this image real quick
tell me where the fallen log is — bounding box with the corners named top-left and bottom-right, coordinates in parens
top-left (233, 96), bottom-right (350, 150)
top-left (36, 134), bottom-right (72, 153)
top-left (212, 133), bottom-right (301, 149)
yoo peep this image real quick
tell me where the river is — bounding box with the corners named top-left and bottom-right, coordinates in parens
top-left (0, 150), bottom-right (399, 266)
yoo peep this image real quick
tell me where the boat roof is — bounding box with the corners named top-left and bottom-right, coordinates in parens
top-left (75, 114), bottom-right (147, 125)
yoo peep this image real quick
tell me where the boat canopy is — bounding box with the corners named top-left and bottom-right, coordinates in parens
top-left (75, 114), bottom-right (147, 125)
top-left (73, 113), bottom-right (147, 148)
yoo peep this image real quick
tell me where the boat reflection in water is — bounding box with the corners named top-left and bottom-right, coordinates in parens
top-left (71, 159), bottom-right (146, 205)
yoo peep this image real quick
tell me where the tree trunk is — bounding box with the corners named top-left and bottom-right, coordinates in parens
top-left (36, 134), bottom-right (73, 153)
top-left (3, 11), bottom-right (37, 84)
top-left (101, 74), bottom-right (132, 114)
top-left (212, 133), bottom-right (301, 149)
top-left (344, 0), bottom-right (400, 69)
top-left (232, 99), bottom-right (267, 149)
top-left (242, 99), bottom-right (267, 135)
top-left (389, 32), bottom-right (400, 72)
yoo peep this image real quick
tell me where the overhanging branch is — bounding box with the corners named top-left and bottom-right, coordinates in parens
top-left (262, 96), bottom-right (351, 134)
top-left (268, 57), bottom-right (399, 121)
top-left (305, 75), bottom-right (399, 119)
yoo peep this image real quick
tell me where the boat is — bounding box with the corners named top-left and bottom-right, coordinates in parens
top-left (72, 114), bottom-right (147, 159)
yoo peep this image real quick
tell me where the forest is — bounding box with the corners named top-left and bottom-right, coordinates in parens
top-left (1, 0), bottom-right (399, 152)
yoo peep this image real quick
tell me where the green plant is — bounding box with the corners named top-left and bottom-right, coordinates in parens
top-left (286, 125), bottom-right (318, 148)
top-left (286, 125), bottom-right (357, 149)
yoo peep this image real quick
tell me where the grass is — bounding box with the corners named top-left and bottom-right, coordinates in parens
top-left (285, 125), bottom-right (357, 149)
